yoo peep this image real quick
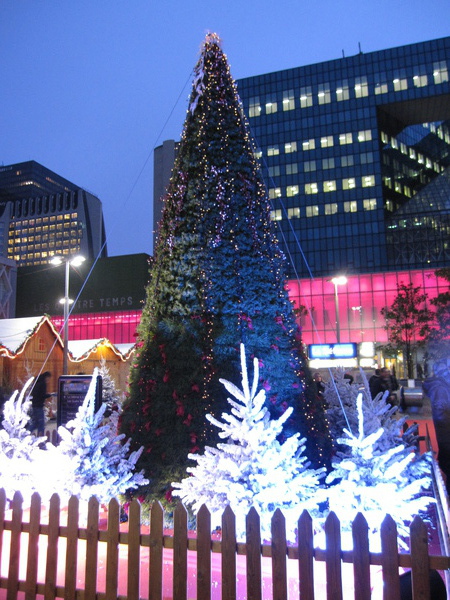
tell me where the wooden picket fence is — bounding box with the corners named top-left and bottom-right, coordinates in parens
top-left (0, 489), bottom-right (449, 600)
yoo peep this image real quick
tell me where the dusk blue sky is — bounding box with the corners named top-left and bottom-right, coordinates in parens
top-left (1, 1), bottom-right (449, 258)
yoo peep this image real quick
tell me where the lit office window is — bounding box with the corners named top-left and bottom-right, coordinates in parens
top-left (287, 207), bottom-right (300, 219)
top-left (344, 201), bottom-right (357, 213)
top-left (283, 90), bottom-right (295, 111)
top-left (341, 155), bottom-right (354, 167)
top-left (339, 132), bottom-right (353, 145)
top-left (306, 205), bottom-right (319, 217)
top-left (300, 86), bottom-right (313, 108)
top-left (393, 73), bottom-right (408, 91)
top-left (254, 149), bottom-right (263, 159)
top-left (269, 187), bottom-right (282, 199)
top-left (433, 61), bottom-right (449, 84)
top-left (270, 209), bottom-right (282, 221)
top-left (285, 141), bottom-right (297, 153)
top-left (355, 76), bottom-right (368, 97)
top-left (322, 158), bottom-right (335, 169)
top-left (394, 181), bottom-right (402, 193)
top-left (381, 131), bottom-right (389, 144)
top-left (385, 200), bottom-right (394, 212)
top-left (426, 158), bottom-right (433, 169)
top-left (358, 130), bottom-right (372, 142)
top-left (400, 143), bottom-right (408, 155)
top-left (265, 96), bottom-right (278, 114)
top-left (323, 180), bottom-right (336, 192)
top-left (302, 139), bottom-right (316, 151)
top-left (383, 176), bottom-right (392, 189)
top-left (363, 198), bottom-right (377, 211)
top-left (360, 152), bottom-right (374, 164)
top-left (305, 183), bottom-right (318, 194)
top-left (343, 177), bottom-right (356, 190)
top-left (318, 83), bottom-right (331, 104)
top-left (362, 175), bottom-right (375, 187)
top-left (286, 163), bottom-right (298, 175)
top-left (287, 185), bottom-right (299, 197)
top-left (304, 160), bottom-right (316, 172)
top-left (374, 74), bottom-right (388, 94)
top-left (335, 80), bottom-right (349, 101)
top-left (321, 135), bottom-right (333, 148)
top-left (413, 72), bottom-right (428, 88)
top-left (267, 145), bottom-right (280, 156)
top-left (249, 97), bottom-right (261, 117)
top-left (417, 153), bottom-right (424, 164)
top-left (268, 166), bottom-right (280, 177)
top-left (325, 203), bottom-right (338, 215)
top-left (391, 137), bottom-right (398, 149)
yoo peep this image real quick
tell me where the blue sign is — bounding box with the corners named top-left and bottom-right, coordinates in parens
top-left (308, 343), bottom-right (357, 359)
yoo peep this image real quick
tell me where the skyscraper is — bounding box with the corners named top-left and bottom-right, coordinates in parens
top-left (235, 37), bottom-right (450, 279)
top-left (0, 161), bottom-right (107, 266)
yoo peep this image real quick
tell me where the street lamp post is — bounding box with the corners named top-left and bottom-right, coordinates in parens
top-left (51, 254), bottom-right (85, 375)
top-left (331, 276), bottom-right (347, 344)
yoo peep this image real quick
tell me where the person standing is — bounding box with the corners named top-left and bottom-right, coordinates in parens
top-left (28, 371), bottom-right (52, 436)
top-left (313, 372), bottom-right (325, 398)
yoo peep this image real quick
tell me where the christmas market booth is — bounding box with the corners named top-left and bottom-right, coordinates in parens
top-left (0, 316), bottom-right (135, 400)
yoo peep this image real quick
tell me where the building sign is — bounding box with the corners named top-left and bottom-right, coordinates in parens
top-left (308, 343), bottom-right (358, 360)
top-left (16, 253), bottom-right (150, 317)
top-left (57, 374), bottom-right (102, 428)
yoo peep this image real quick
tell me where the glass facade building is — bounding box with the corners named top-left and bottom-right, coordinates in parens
top-left (236, 37), bottom-right (450, 279)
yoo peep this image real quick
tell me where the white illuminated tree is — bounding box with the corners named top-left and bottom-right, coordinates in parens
top-left (324, 368), bottom-right (418, 456)
top-left (57, 369), bottom-right (148, 504)
top-left (0, 379), bottom-right (65, 503)
top-left (322, 392), bottom-right (433, 549)
top-left (172, 344), bottom-right (326, 540)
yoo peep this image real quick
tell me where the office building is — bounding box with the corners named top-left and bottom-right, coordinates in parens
top-left (0, 161), bottom-right (107, 266)
top-left (236, 37), bottom-right (450, 279)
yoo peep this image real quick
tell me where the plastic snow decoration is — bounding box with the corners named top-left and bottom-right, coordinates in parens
top-left (172, 344), bottom-right (326, 541)
top-left (321, 392), bottom-right (434, 550)
top-left (57, 369), bottom-right (148, 504)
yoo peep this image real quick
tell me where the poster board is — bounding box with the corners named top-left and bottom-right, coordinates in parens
top-left (57, 374), bottom-right (102, 428)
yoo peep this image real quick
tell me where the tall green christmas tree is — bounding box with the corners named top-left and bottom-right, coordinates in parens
top-left (120, 33), bottom-right (331, 501)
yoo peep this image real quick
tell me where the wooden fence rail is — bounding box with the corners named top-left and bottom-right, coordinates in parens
top-left (0, 488), bottom-right (449, 600)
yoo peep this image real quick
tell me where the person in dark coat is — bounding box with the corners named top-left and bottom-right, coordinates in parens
top-left (369, 368), bottom-right (384, 398)
top-left (28, 371), bottom-right (52, 436)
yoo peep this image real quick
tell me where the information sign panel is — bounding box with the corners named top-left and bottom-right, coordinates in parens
top-left (57, 375), bottom-right (102, 428)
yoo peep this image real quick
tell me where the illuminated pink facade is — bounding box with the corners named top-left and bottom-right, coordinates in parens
top-left (287, 269), bottom-right (447, 346)
top-left (52, 269), bottom-right (446, 350)
top-left (52, 310), bottom-right (141, 345)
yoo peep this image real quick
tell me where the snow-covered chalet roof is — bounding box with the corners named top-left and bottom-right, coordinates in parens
top-left (68, 339), bottom-right (135, 361)
top-left (0, 315), bottom-right (62, 357)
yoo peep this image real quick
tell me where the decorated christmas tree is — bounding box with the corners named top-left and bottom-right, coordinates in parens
top-left (172, 345), bottom-right (326, 540)
top-left (120, 33), bottom-right (331, 501)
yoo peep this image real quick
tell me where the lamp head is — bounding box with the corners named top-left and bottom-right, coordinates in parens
top-left (331, 276), bottom-right (348, 286)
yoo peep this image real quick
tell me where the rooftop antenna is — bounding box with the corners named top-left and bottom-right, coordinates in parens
top-left (358, 42), bottom-right (363, 54)
top-left (342, 49), bottom-right (345, 58)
